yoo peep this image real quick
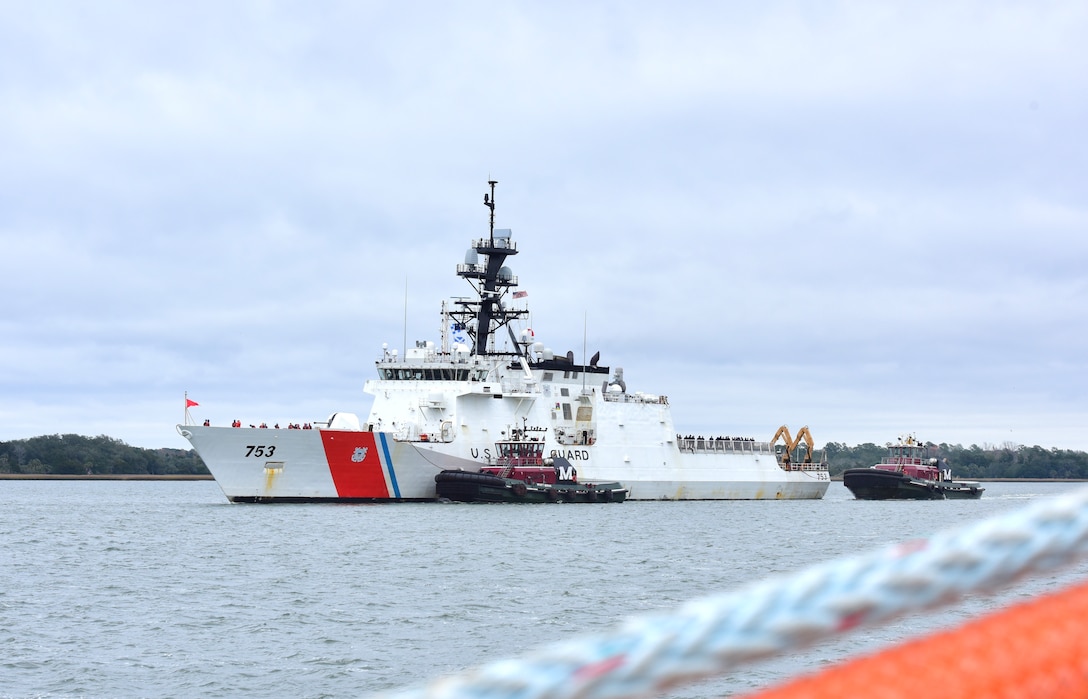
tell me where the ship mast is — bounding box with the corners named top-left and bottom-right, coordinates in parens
top-left (456, 180), bottom-right (524, 357)
top-left (486, 179), bottom-right (496, 243)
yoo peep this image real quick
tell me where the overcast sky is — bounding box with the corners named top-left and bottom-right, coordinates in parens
top-left (2, 2), bottom-right (1086, 452)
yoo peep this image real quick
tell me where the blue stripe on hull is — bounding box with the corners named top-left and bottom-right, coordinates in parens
top-left (379, 432), bottom-right (401, 498)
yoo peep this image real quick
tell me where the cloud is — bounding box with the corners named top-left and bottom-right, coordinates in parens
top-left (1, 2), bottom-right (1086, 450)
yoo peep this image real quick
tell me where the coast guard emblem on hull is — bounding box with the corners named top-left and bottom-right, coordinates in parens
top-left (351, 447), bottom-right (369, 462)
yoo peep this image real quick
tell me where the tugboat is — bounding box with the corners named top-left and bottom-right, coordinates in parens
top-left (842, 435), bottom-right (984, 500)
top-left (435, 423), bottom-right (627, 503)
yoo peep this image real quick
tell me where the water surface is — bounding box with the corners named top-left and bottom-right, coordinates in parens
top-left (2, 480), bottom-right (1084, 698)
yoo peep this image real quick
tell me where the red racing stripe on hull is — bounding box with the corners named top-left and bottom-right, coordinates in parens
top-left (319, 431), bottom-right (391, 498)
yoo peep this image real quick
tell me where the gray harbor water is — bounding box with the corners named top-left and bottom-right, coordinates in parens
top-left (2, 480), bottom-right (1085, 698)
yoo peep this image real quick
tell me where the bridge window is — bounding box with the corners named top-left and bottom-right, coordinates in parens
top-left (378, 366), bottom-right (478, 381)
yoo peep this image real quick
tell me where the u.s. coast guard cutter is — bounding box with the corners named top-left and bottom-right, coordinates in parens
top-left (178, 181), bottom-right (831, 502)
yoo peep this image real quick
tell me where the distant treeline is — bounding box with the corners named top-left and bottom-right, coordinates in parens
top-left (824, 442), bottom-right (1088, 480)
top-left (0, 434), bottom-right (209, 476)
top-left (2, 433), bottom-right (1087, 480)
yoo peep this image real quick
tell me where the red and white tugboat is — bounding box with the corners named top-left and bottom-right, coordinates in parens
top-left (843, 435), bottom-right (984, 500)
top-left (435, 422), bottom-right (627, 503)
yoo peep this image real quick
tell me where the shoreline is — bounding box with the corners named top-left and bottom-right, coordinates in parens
top-left (829, 476), bottom-right (1087, 483)
top-left (3, 475), bottom-right (1085, 483)
top-left (0, 474), bottom-right (213, 481)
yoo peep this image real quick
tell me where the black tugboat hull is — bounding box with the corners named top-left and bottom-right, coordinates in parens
top-left (434, 471), bottom-right (627, 503)
top-left (843, 468), bottom-right (942, 500)
top-left (842, 468), bottom-right (984, 500)
top-left (941, 482), bottom-right (986, 499)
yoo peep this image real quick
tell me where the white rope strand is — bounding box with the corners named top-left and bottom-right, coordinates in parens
top-left (378, 486), bottom-right (1088, 699)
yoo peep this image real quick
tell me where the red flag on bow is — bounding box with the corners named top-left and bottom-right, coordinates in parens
top-left (186, 398), bottom-right (199, 408)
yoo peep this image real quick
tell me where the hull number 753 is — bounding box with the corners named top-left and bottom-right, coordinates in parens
top-left (245, 445), bottom-right (276, 457)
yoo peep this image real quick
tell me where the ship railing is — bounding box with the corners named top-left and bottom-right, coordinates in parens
top-left (496, 456), bottom-right (542, 469)
top-left (470, 237), bottom-right (518, 252)
top-left (499, 379), bottom-right (539, 394)
top-left (882, 456), bottom-right (925, 466)
top-left (456, 263), bottom-right (486, 276)
top-left (677, 437), bottom-right (775, 456)
top-left (457, 263), bottom-right (519, 286)
top-left (602, 392), bottom-right (669, 405)
top-left (376, 352), bottom-right (475, 366)
top-left (780, 460), bottom-right (831, 472)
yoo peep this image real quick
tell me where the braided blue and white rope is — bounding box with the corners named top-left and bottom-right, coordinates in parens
top-left (379, 486), bottom-right (1088, 699)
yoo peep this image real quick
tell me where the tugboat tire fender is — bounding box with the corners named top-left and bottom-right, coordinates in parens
top-left (512, 483), bottom-right (527, 497)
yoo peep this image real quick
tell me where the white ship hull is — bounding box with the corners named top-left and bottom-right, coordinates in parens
top-left (178, 405), bottom-right (829, 502)
top-left (178, 180), bottom-right (830, 502)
